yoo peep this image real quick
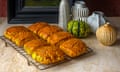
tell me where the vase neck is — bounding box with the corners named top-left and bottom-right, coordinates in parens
top-left (61, 0), bottom-right (68, 2)
top-left (74, 1), bottom-right (86, 8)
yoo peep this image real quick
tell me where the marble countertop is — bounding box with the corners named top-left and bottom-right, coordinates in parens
top-left (0, 17), bottom-right (120, 72)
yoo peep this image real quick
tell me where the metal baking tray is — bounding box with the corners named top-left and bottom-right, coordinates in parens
top-left (0, 36), bottom-right (93, 70)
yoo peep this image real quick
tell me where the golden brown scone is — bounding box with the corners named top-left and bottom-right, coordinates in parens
top-left (32, 46), bottom-right (65, 64)
top-left (47, 32), bottom-right (74, 45)
top-left (13, 32), bottom-right (39, 47)
top-left (60, 38), bottom-right (87, 57)
top-left (28, 22), bottom-right (49, 34)
top-left (38, 25), bottom-right (63, 40)
top-left (24, 39), bottom-right (48, 55)
top-left (4, 26), bottom-right (29, 40)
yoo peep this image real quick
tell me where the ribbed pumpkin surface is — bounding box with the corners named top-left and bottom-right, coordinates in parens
top-left (96, 23), bottom-right (117, 46)
top-left (67, 20), bottom-right (91, 38)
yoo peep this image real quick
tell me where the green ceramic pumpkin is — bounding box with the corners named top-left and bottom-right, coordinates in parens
top-left (67, 20), bottom-right (91, 38)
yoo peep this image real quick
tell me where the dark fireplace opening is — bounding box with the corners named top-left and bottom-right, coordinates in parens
top-left (8, 0), bottom-right (73, 24)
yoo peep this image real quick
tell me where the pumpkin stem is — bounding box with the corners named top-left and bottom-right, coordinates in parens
top-left (104, 22), bottom-right (110, 26)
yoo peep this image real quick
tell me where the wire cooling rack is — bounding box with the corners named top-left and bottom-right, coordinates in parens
top-left (0, 36), bottom-right (93, 70)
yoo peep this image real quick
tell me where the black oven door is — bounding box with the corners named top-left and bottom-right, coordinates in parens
top-left (7, 0), bottom-right (74, 24)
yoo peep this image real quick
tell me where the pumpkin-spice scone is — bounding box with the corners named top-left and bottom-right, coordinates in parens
top-left (24, 39), bottom-right (48, 55)
top-left (32, 46), bottom-right (65, 64)
top-left (60, 38), bottom-right (88, 57)
top-left (38, 25), bottom-right (63, 40)
top-left (4, 26), bottom-right (30, 40)
top-left (47, 32), bottom-right (74, 45)
top-left (28, 22), bottom-right (49, 34)
top-left (13, 31), bottom-right (39, 47)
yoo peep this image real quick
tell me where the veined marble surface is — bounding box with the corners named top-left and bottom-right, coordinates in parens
top-left (0, 17), bottom-right (120, 72)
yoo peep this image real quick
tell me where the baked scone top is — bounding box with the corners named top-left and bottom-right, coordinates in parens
top-left (32, 46), bottom-right (65, 64)
top-left (24, 39), bottom-right (48, 55)
top-left (24, 39), bottom-right (48, 49)
top-left (4, 26), bottom-right (29, 39)
top-left (38, 25), bottom-right (63, 40)
top-left (12, 31), bottom-right (38, 41)
top-left (47, 32), bottom-right (74, 45)
top-left (60, 38), bottom-right (87, 57)
top-left (28, 22), bottom-right (49, 34)
top-left (13, 31), bottom-right (39, 47)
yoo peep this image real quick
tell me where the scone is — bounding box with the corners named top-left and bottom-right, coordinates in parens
top-left (24, 39), bottom-right (48, 55)
top-left (32, 46), bottom-right (65, 64)
top-left (13, 32), bottom-right (39, 47)
top-left (60, 38), bottom-right (87, 57)
top-left (28, 22), bottom-right (49, 34)
top-left (38, 25), bottom-right (63, 40)
top-left (4, 26), bottom-right (29, 40)
top-left (47, 32), bottom-right (74, 45)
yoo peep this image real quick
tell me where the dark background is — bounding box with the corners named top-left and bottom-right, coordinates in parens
top-left (0, 0), bottom-right (120, 17)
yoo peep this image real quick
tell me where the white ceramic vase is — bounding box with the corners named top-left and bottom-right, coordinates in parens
top-left (72, 1), bottom-right (89, 22)
top-left (58, 0), bottom-right (70, 31)
top-left (87, 11), bottom-right (106, 33)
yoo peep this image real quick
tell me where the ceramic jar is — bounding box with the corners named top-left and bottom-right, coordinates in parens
top-left (72, 1), bottom-right (89, 22)
top-left (87, 11), bottom-right (106, 33)
top-left (59, 0), bottom-right (70, 31)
